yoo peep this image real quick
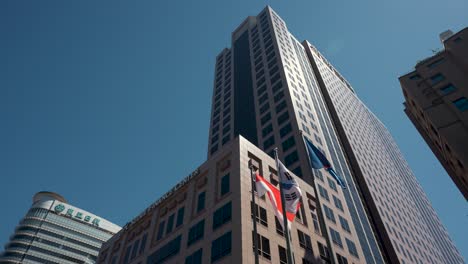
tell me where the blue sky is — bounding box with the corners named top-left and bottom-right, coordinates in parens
top-left (1, 0), bottom-right (467, 259)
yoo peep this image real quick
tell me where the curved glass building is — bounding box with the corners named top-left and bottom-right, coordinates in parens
top-left (0, 192), bottom-right (121, 264)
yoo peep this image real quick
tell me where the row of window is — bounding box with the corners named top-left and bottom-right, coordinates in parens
top-left (150, 201), bottom-right (233, 264)
top-left (122, 233), bottom-right (148, 264)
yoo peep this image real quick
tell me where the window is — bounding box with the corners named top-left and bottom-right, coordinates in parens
top-left (318, 242), bottom-right (330, 262)
top-left (213, 202), bottom-right (232, 229)
top-left (211, 231), bottom-right (232, 262)
top-left (275, 217), bottom-right (284, 236)
top-left (409, 74), bottom-right (421, 80)
top-left (274, 91), bottom-right (285, 102)
top-left (282, 136), bottom-right (296, 152)
top-left (251, 202), bottom-right (268, 227)
top-left (339, 216), bottom-right (351, 233)
top-left (264, 136), bottom-right (275, 149)
top-left (197, 192), bottom-right (206, 213)
top-left (430, 73), bottom-right (445, 84)
top-left (302, 123), bottom-right (310, 135)
top-left (222, 135), bottom-right (230, 145)
top-left (292, 166), bottom-right (302, 177)
top-left (123, 245), bottom-right (131, 264)
top-left (329, 228), bottom-right (343, 247)
top-left (176, 207), bottom-right (185, 227)
top-left (139, 233), bottom-right (148, 255)
top-left (427, 58), bottom-right (445, 68)
top-left (336, 254), bottom-right (348, 264)
top-left (440, 83), bottom-right (456, 95)
top-left (333, 196), bottom-right (344, 211)
top-left (284, 151), bottom-right (299, 167)
top-left (211, 135), bottom-right (219, 144)
top-left (280, 123), bottom-right (292, 137)
top-left (297, 230), bottom-right (313, 252)
top-left (278, 246), bottom-right (288, 264)
top-left (166, 214), bottom-right (175, 234)
top-left (130, 239), bottom-right (140, 260)
top-left (272, 81), bottom-right (282, 93)
top-left (221, 174), bottom-right (230, 195)
top-left (261, 113), bottom-right (271, 125)
top-left (276, 100), bottom-right (287, 113)
top-left (262, 124), bottom-right (273, 137)
top-left (317, 185), bottom-right (329, 201)
top-left (156, 221), bottom-right (165, 240)
top-left (277, 111), bottom-right (289, 125)
top-left (453, 97), bottom-right (468, 111)
top-left (223, 115), bottom-right (230, 125)
top-left (323, 205), bottom-right (335, 223)
top-left (185, 248), bottom-right (202, 264)
top-left (187, 220), bottom-right (205, 246)
top-left (314, 170), bottom-right (324, 181)
top-left (252, 232), bottom-right (271, 260)
top-left (147, 235), bottom-right (181, 264)
top-left (260, 102), bottom-right (269, 114)
top-left (346, 239), bottom-right (359, 258)
top-left (327, 178), bottom-right (337, 191)
top-left (311, 212), bottom-right (321, 234)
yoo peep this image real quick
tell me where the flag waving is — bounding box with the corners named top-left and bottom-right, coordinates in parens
top-left (277, 160), bottom-right (303, 215)
top-left (255, 173), bottom-right (298, 230)
top-left (304, 136), bottom-right (347, 189)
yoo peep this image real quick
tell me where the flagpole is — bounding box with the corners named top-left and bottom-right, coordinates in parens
top-left (301, 134), bottom-right (336, 264)
top-left (249, 160), bottom-right (260, 264)
top-left (274, 148), bottom-right (295, 264)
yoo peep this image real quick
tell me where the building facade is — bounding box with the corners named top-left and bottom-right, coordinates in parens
top-left (97, 136), bottom-right (365, 264)
top-left (399, 28), bottom-right (468, 200)
top-left (207, 6), bottom-right (463, 264)
top-left (0, 192), bottom-right (121, 264)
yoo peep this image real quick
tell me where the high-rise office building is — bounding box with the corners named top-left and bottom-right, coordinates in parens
top-left (399, 28), bottom-right (468, 200)
top-left (0, 191), bottom-right (121, 264)
top-left (98, 136), bottom-right (365, 264)
top-left (207, 6), bottom-right (463, 264)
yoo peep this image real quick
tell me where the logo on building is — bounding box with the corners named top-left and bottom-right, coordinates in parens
top-left (54, 204), bottom-right (65, 213)
top-left (54, 203), bottom-right (101, 227)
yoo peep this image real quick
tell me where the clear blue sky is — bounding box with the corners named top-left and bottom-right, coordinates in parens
top-left (1, 0), bottom-right (467, 259)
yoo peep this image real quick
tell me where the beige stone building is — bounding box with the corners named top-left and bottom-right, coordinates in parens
top-left (97, 136), bottom-right (364, 264)
top-left (399, 27), bottom-right (468, 200)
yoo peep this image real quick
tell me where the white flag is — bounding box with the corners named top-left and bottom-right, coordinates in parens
top-left (278, 160), bottom-right (302, 214)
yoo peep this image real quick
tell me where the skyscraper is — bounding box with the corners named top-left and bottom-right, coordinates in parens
top-left (0, 191), bottom-right (121, 264)
top-left (207, 6), bottom-right (463, 264)
top-left (398, 28), bottom-right (468, 200)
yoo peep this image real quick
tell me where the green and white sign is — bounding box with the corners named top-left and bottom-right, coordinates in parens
top-left (54, 203), bottom-right (100, 227)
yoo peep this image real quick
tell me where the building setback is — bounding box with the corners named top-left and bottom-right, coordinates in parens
top-left (97, 136), bottom-right (364, 264)
top-left (399, 28), bottom-right (468, 200)
top-left (0, 192), bottom-right (121, 264)
top-left (207, 6), bottom-right (463, 264)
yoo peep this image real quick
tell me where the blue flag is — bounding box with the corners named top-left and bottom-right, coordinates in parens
top-left (304, 137), bottom-right (347, 189)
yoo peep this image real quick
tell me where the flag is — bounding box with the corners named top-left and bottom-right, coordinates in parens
top-left (304, 136), bottom-right (347, 189)
top-left (277, 160), bottom-right (303, 215)
top-left (255, 173), bottom-right (299, 230)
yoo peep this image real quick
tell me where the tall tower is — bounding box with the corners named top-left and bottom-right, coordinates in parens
top-left (0, 192), bottom-right (121, 264)
top-left (399, 27), bottom-right (468, 200)
top-left (304, 42), bottom-right (464, 264)
top-left (207, 6), bottom-right (463, 264)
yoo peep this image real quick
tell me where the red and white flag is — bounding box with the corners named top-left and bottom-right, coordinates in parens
top-left (255, 173), bottom-right (300, 230)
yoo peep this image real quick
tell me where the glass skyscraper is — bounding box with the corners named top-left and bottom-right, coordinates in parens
top-left (207, 6), bottom-right (463, 264)
top-left (0, 192), bottom-right (121, 264)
